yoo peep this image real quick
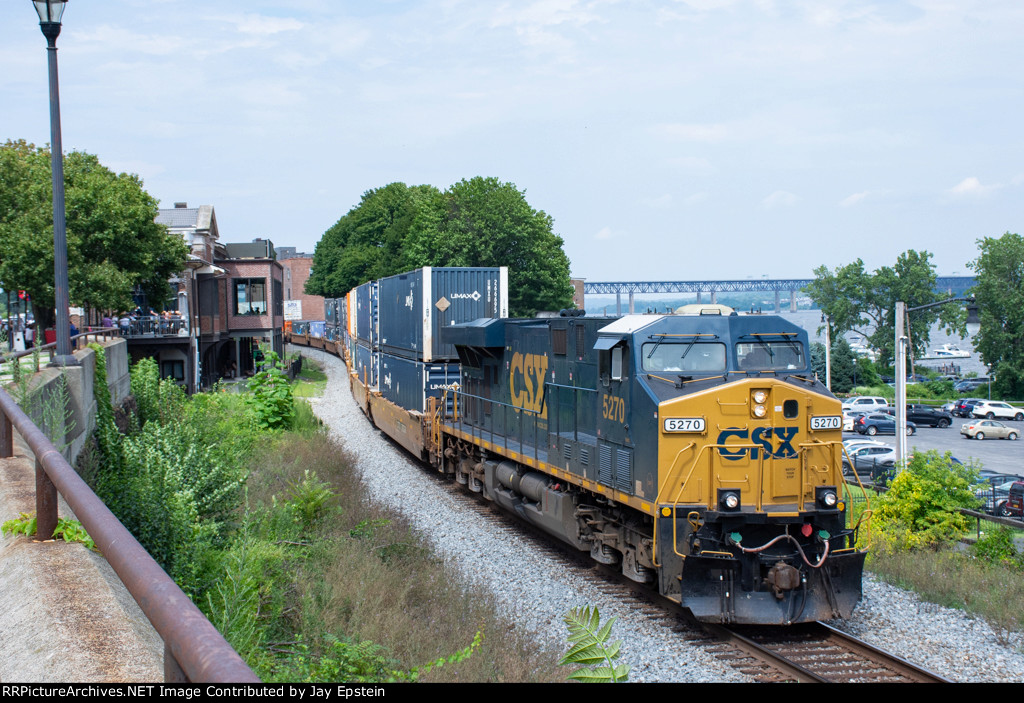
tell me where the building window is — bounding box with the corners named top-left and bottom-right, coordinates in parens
top-left (234, 278), bottom-right (267, 315)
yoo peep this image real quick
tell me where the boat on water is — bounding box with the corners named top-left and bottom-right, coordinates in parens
top-left (849, 342), bottom-right (878, 361)
top-left (920, 344), bottom-right (971, 360)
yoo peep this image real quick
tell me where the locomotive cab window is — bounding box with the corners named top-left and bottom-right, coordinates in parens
top-left (642, 342), bottom-right (726, 373)
top-left (736, 340), bottom-right (806, 371)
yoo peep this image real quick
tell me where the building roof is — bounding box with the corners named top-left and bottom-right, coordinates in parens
top-left (156, 207), bottom-right (200, 228)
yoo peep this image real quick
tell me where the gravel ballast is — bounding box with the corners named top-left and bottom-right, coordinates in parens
top-left (299, 346), bottom-right (1024, 683)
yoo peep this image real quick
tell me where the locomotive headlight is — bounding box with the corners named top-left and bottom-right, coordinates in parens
top-left (753, 404), bottom-right (767, 418)
top-left (752, 390), bottom-right (768, 404)
top-left (718, 489), bottom-right (741, 511)
top-left (816, 486), bottom-right (839, 509)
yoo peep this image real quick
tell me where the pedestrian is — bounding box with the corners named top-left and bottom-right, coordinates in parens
top-left (69, 320), bottom-right (78, 350)
top-left (24, 322), bottom-right (34, 348)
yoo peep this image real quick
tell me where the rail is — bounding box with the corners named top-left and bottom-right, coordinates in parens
top-left (1, 327), bottom-right (120, 369)
top-left (0, 372), bottom-right (258, 682)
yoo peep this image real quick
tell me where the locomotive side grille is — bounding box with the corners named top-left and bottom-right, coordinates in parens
top-left (616, 448), bottom-right (632, 493)
top-left (599, 444), bottom-right (613, 485)
top-left (580, 447), bottom-right (590, 466)
top-left (563, 442), bottom-right (572, 462)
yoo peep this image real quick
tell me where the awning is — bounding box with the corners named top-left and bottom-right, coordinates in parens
top-left (593, 336), bottom-right (623, 351)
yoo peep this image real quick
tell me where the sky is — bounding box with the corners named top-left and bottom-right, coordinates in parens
top-left (2, 0), bottom-right (1022, 283)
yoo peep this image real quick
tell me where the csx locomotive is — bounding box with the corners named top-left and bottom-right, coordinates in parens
top-left (296, 272), bottom-right (866, 625)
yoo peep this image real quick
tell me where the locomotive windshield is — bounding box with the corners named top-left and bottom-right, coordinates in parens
top-left (736, 340), bottom-right (806, 371)
top-left (642, 342), bottom-right (726, 373)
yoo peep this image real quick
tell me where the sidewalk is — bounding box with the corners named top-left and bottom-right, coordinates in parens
top-left (0, 415), bottom-right (163, 682)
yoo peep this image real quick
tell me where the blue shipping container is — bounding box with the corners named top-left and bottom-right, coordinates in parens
top-left (378, 353), bottom-right (460, 414)
top-left (377, 267), bottom-right (508, 362)
top-left (354, 342), bottom-right (377, 389)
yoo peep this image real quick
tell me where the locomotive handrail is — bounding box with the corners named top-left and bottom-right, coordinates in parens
top-left (659, 440), bottom-right (861, 562)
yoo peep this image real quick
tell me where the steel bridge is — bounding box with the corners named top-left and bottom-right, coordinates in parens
top-left (583, 276), bottom-right (977, 314)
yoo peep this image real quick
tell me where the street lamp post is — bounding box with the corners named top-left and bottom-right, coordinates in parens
top-left (34, 0), bottom-right (77, 367)
top-left (894, 297), bottom-right (980, 470)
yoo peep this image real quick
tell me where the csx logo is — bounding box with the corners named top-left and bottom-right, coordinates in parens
top-left (510, 352), bottom-right (548, 418)
top-left (716, 427), bottom-right (799, 461)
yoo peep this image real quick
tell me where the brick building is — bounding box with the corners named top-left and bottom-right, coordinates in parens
top-left (126, 204), bottom-right (284, 392)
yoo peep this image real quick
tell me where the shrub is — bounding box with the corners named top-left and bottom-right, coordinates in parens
top-left (872, 451), bottom-right (980, 550)
top-left (247, 348), bottom-right (295, 430)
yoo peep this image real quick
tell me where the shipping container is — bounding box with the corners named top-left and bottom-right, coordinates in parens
top-left (354, 280), bottom-right (377, 346)
top-left (377, 267), bottom-right (508, 362)
top-left (354, 341), bottom-right (377, 389)
top-left (309, 321), bottom-right (325, 338)
top-left (378, 353), bottom-right (460, 414)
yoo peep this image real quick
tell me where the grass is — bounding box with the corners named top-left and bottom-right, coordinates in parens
top-left (291, 357), bottom-right (327, 398)
top-left (241, 429), bottom-right (565, 682)
top-left (867, 543), bottom-right (1024, 640)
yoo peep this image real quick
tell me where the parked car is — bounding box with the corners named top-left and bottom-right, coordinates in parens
top-left (906, 373), bottom-right (930, 383)
top-left (842, 396), bottom-right (890, 414)
top-left (953, 398), bottom-right (985, 417)
top-left (842, 410), bottom-right (868, 432)
top-left (1007, 483), bottom-right (1024, 519)
top-left (974, 480), bottom-right (1018, 517)
top-left (960, 419), bottom-right (1019, 440)
top-left (855, 413), bottom-right (916, 436)
top-left (843, 437), bottom-right (888, 452)
top-left (842, 445), bottom-right (897, 480)
top-left (955, 378), bottom-right (991, 393)
top-left (970, 400), bottom-right (1024, 421)
top-left (903, 404), bottom-right (953, 427)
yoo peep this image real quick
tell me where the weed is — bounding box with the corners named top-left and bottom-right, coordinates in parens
top-left (560, 606), bottom-right (630, 683)
top-left (1, 512), bottom-right (96, 551)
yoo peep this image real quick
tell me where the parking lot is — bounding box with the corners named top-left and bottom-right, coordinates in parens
top-left (846, 419), bottom-right (1024, 479)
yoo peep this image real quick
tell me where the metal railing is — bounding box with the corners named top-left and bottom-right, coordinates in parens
top-left (1, 327), bottom-right (120, 369)
top-left (117, 318), bottom-right (189, 338)
top-left (0, 358), bottom-right (258, 682)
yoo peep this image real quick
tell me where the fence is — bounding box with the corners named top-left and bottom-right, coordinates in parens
top-left (0, 346), bottom-right (258, 683)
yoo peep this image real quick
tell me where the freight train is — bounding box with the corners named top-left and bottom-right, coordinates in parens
top-left (290, 267), bottom-right (867, 625)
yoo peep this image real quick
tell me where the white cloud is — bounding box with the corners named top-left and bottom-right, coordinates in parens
top-left (947, 177), bottom-right (999, 197)
top-left (228, 15), bottom-right (305, 36)
top-left (761, 190), bottom-right (799, 208)
top-left (595, 226), bottom-right (617, 240)
top-left (642, 194), bottom-right (673, 209)
top-left (839, 191), bottom-right (869, 207)
top-left (682, 192), bottom-right (709, 206)
top-left (653, 123), bottom-right (729, 143)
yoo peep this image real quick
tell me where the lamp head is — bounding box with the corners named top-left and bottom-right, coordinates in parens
top-left (33, 0), bottom-right (66, 42)
top-left (966, 302), bottom-right (981, 337)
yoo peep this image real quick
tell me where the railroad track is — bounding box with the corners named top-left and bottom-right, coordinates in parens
top-left (708, 621), bottom-right (952, 683)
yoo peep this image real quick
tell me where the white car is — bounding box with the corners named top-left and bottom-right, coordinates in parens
top-left (841, 396), bottom-right (890, 414)
top-left (970, 400), bottom-right (1024, 421)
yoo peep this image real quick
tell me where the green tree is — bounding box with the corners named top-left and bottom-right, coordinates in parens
top-left (306, 182), bottom-right (441, 297)
top-left (307, 177), bottom-right (575, 317)
top-left (807, 251), bottom-right (964, 367)
top-left (829, 338), bottom-right (859, 394)
top-left (0, 140), bottom-right (188, 330)
top-left (968, 232), bottom-right (1024, 397)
